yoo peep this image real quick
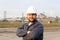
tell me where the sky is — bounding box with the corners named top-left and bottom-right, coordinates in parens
top-left (0, 0), bottom-right (60, 18)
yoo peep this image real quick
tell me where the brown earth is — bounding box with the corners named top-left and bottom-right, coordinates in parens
top-left (0, 28), bottom-right (60, 40)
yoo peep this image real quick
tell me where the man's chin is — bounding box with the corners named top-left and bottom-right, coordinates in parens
top-left (28, 20), bottom-right (34, 22)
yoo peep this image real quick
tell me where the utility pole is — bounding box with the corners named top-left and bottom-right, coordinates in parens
top-left (2, 11), bottom-right (8, 22)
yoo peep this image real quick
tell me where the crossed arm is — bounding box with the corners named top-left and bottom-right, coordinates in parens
top-left (16, 24), bottom-right (43, 40)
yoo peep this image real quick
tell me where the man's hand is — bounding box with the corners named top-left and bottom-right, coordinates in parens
top-left (27, 31), bottom-right (31, 34)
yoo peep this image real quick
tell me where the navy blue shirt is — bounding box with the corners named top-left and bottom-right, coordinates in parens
top-left (16, 20), bottom-right (44, 40)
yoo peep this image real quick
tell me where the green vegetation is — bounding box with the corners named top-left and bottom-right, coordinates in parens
top-left (0, 22), bottom-right (60, 28)
top-left (43, 23), bottom-right (60, 28)
top-left (0, 22), bottom-right (22, 28)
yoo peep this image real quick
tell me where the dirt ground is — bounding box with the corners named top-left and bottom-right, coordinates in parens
top-left (0, 28), bottom-right (60, 40)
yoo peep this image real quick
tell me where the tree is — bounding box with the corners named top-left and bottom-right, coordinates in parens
top-left (55, 16), bottom-right (59, 23)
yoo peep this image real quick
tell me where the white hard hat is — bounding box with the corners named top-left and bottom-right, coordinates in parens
top-left (26, 6), bottom-right (37, 14)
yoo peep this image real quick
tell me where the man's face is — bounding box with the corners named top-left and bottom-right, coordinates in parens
top-left (27, 13), bottom-right (37, 22)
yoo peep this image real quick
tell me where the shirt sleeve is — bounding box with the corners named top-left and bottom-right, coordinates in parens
top-left (16, 24), bottom-right (27, 37)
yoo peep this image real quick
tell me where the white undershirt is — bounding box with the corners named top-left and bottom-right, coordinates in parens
top-left (28, 22), bottom-right (33, 26)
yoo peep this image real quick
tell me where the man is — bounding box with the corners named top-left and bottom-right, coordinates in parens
top-left (16, 6), bottom-right (43, 40)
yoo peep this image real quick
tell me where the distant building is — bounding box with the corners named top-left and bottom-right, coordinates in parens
top-left (6, 17), bottom-right (21, 22)
top-left (38, 13), bottom-right (47, 19)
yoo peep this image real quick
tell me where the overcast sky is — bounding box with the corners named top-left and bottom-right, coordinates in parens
top-left (0, 0), bottom-right (60, 18)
